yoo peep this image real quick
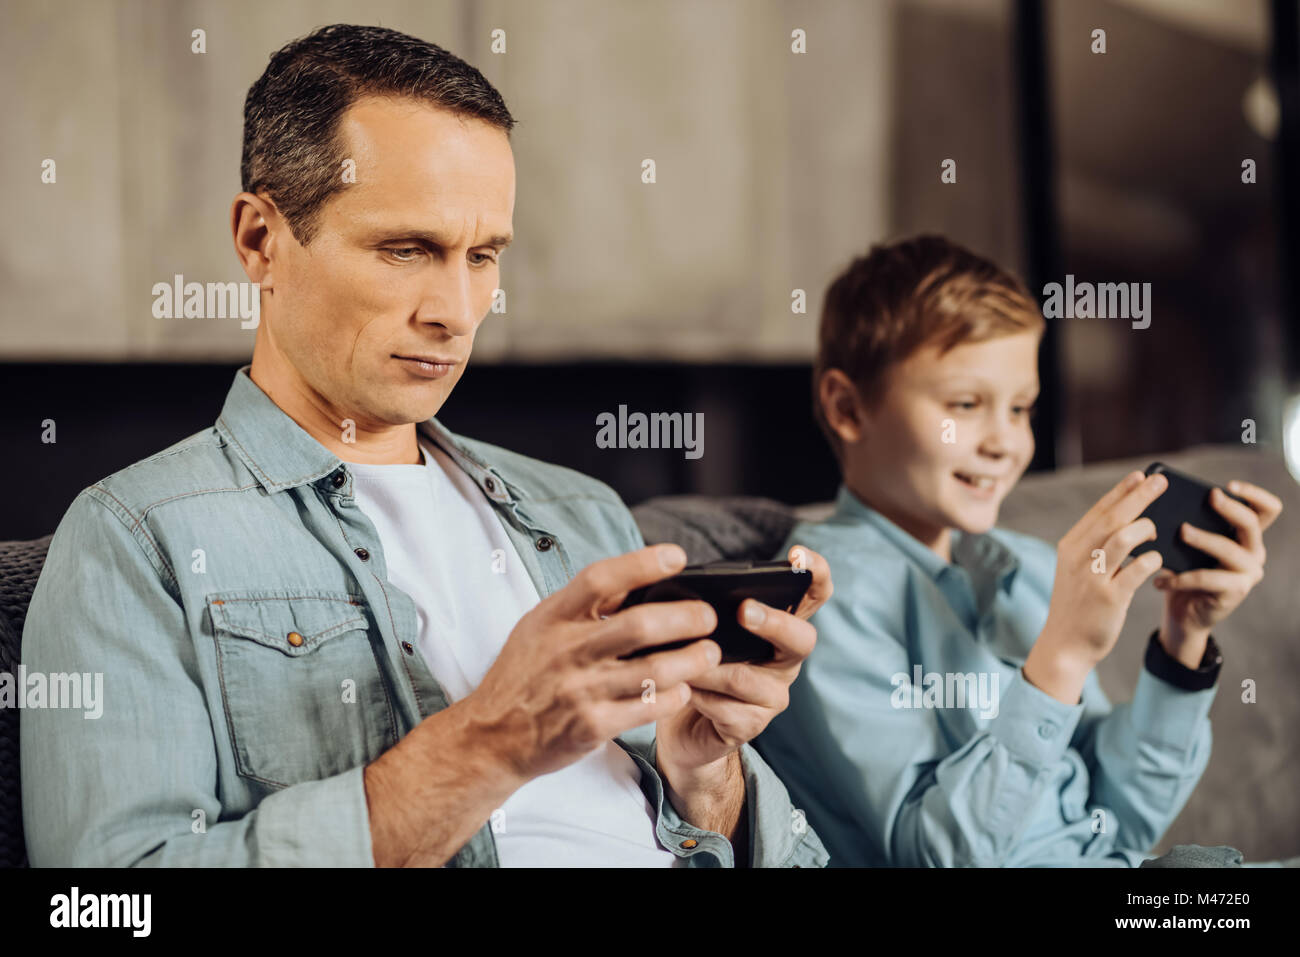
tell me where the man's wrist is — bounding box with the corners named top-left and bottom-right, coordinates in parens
top-left (658, 749), bottom-right (746, 841)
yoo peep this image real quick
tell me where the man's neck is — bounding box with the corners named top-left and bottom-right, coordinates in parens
top-left (248, 357), bottom-right (423, 465)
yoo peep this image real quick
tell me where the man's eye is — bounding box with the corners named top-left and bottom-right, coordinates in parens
top-left (949, 400), bottom-right (979, 411)
top-left (469, 251), bottom-right (499, 266)
top-left (387, 247), bottom-right (423, 262)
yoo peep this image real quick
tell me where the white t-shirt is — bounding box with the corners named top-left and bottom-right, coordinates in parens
top-left (347, 437), bottom-right (678, 867)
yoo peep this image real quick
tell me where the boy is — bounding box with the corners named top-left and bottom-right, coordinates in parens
top-left (755, 235), bottom-right (1283, 866)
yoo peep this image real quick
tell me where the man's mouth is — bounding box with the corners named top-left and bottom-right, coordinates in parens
top-left (393, 354), bottom-right (457, 378)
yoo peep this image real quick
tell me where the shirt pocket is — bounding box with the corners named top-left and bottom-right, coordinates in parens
top-left (208, 590), bottom-right (399, 790)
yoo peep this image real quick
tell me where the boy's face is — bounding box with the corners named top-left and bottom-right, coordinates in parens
top-left (848, 331), bottom-right (1040, 549)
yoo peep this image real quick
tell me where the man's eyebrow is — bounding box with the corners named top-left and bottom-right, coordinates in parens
top-left (369, 227), bottom-right (513, 248)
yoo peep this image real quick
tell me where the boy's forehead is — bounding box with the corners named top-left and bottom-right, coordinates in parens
top-left (904, 334), bottom-right (1040, 389)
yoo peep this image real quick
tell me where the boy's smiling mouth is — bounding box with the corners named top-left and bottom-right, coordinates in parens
top-left (953, 470), bottom-right (1000, 493)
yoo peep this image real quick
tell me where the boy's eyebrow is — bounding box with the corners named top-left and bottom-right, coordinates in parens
top-left (365, 226), bottom-right (514, 248)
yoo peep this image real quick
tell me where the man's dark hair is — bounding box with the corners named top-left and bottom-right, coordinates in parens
top-left (241, 24), bottom-right (516, 245)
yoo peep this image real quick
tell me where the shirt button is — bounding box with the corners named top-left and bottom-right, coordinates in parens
top-left (354, 547), bottom-right (370, 562)
top-left (401, 641), bottom-right (415, 655)
top-left (287, 631), bottom-right (304, 647)
top-left (535, 536), bottom-right (554, 552)
top-left (679, 839), bottom-right (698, 849)
top-left (485, 477), bottom-right (496, 493)
top-left (1037, 721), bottom-right (1057, 739)
top-left (331, 470), bottom-right (346, 489)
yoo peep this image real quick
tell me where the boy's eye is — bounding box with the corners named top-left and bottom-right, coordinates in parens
top-left (949, 400), bottom-right (979, 411)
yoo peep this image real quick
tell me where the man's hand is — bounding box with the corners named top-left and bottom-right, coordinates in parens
top-left (1025, 470), bottom-right (1168, 704)
top-left (653, 545), bottom-right (832, 838)
top-left (1154, 479), bottom-right (1282, 667)
top-left (367, 543), bottom-right (725, 867)
top-left (462, 543), bottom-right (722, 784)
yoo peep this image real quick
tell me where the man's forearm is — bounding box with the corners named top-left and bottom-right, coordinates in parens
top-left (364, 697), bottom-right (525, 867)
top-left (659, 750), bottom-right (748, 860)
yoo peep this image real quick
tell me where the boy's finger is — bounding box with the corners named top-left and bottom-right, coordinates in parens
top-left (1155, 568), bottom-right (1247, 594)
top-left (1225, 480), bottom-right (1284, 534)
top-left (1076, 471), bottom-right (1146, 533)
top-left (1181, 520), bottom-right (1254, 573)
top-left (1113, 549), bottom-right (1162, 595)
top-left (1097, 471), bottom-right (1168, 538)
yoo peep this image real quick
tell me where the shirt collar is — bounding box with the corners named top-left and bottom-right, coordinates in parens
top-left (214, 364), bottom-right (525, 504)
top-left (831, 484), bottom-right (1020, 596)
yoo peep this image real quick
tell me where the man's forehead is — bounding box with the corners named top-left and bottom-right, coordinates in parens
top-left (336, 96), bottom-right (515, 192)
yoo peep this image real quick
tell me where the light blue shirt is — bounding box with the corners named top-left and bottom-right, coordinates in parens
top-left (20, 365), bottom-right (828, 868)
top-left (755, 485), bottom-right (1217, 867)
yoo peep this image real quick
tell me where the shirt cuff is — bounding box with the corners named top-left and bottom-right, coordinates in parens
top-left (987, 669), bottom-right (1086, 766)
top-left (735, 742), bottom-right (831, 868)
top-left (253, 764), bottom-right (376, 866)
top-left (1143, 630), bottom-right (1222, 692)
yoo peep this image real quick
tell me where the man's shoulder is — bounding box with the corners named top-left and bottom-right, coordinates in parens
top-left (79, 426), bottom-right (238, 521)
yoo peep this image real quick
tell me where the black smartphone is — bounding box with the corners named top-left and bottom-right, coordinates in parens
top-left (616, 559), bottom-right (813, 664)
top-left (1130, 462), bottom-right (1248, 574)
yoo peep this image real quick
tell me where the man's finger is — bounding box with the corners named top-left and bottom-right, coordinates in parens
top-left (589, 598), bottom-right (718, 660)
top-left (687, 662), bottom-right (788, 710)
top-left (555, 544), bottom-right (687, 621)
top-left (787, 544), bottom-right (832, 619)
top-left (737, 600), bottom-right (816, 662)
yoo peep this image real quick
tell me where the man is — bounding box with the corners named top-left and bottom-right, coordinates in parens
top-left (20, 23), bottom-right (831, 867)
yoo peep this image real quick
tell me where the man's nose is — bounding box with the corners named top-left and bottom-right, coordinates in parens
top-left (415, 257), bottom-right (479, 336)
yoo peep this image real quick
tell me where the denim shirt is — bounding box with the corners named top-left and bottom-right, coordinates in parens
top-left (754, 485), bottom-right (1215, 867)
top-left (20, 365), bottom-right (828, 868)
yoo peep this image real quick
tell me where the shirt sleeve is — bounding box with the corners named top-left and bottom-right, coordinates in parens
top-left (773, 580), bottom-right (1095, 868)
top-left (20, 489), bottom-right (376, 867)
top-left (1071, 647), bottom-right (1217, 856)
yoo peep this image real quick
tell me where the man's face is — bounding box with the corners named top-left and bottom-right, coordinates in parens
top-left (857, 331), bottom-right (1040, 543)
top-left (257, 96), bottom-right (515, 429)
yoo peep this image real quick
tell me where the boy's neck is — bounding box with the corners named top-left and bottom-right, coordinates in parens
top-left (845, 480), bottom-right (953, 563)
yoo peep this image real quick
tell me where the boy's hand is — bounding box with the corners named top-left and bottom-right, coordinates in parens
top-left (1025, 470), bottom-right (1168, 703)
top-left (1154, 479), bottom-right (1283, 668)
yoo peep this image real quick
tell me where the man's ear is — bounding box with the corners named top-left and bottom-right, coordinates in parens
top-left (819, 369), bottom-right (870, 446)
top-left (230, 191), bottom-right (282, 290)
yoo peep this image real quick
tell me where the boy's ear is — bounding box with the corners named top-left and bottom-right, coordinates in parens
top-left (819, 369), bottom-right (870, 445)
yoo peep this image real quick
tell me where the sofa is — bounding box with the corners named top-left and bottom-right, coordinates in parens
top-left (2, 442), bottom-right (1296, 867)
